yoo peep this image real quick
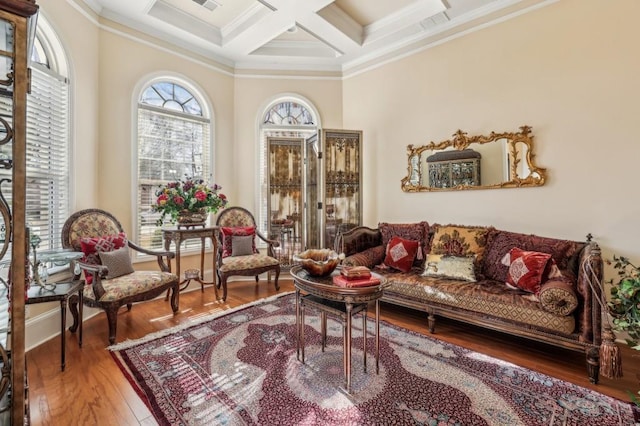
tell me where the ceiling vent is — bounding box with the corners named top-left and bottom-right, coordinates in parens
top-left (192, 0), bottom-right (221, 12)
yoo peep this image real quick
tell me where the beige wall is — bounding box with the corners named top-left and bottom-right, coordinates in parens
top-left (343, 0), bottom-right (640, 265)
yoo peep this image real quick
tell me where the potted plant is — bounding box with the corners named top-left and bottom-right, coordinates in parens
top-left (608, 255), bottom-right (640, 403)
top-left (152, 176), bottom-right (228, 226)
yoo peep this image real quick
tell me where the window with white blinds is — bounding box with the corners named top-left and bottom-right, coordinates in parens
top-left (0, 63), bottom-right (70, 254)
top-left (136, 81), bottom-right (211, 252)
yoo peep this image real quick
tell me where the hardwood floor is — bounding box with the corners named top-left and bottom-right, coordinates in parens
top-left (27, 278), bottom-right (640, 425)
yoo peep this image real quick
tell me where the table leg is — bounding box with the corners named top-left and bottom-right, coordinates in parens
top-left (78, 287), bottom-right (83, 348)
top-left (321, 312), bottom-right (326, 352)
top-left (60, 299), bottom-right (66, 371)
top-left (296, 289), bottom-right (300, 360)
top-left (301, 298), bottom-right (306, 364)
top-left (375, 299), bottom-right (380, 374)
top-left (345, 302), bottom-right (353, 393)
top-left (363, 308), bottom-right (367, 373)
top-left (199, 237), bottom-right (205, 292)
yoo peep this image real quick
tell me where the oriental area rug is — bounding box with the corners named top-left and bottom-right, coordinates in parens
top-left (109, 293), bottom-right (638, 425)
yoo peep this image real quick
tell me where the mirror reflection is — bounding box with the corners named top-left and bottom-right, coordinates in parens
top-left (402, 126), bottom-right (546, 192)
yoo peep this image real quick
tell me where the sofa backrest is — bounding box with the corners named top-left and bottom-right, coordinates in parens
top-left (482, 229), bottom-right (586, 282)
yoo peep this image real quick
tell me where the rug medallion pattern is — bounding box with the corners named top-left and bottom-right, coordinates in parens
top-left (110, 293), bottom-right (637, 425)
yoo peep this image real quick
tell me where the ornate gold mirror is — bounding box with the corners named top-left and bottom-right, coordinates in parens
top-left (401, 125), bottom-right (546, 192)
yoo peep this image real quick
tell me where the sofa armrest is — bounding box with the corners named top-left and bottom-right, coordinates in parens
top-left (576, 241), bottom-right (603, 345)
top-left (335, 226), bottom-right (382, 257)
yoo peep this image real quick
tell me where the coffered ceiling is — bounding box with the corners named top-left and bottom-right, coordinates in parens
top-left (80, 0), bottom-right (551, 74)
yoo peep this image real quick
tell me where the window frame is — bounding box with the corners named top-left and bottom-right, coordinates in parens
top-left (133, 75), bottom-right (214, 260)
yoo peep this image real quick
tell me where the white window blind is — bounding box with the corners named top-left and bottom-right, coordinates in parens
top-left (136, 103), bottom-right (211, 252)
top-left (0, 64), bottom-right (70, 254)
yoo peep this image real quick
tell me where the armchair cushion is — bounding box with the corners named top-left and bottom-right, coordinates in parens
top-left (83, 270), bottom-right (178, 302)
top-left (98, 246), bottom-right (134, 279)
top-left (220, 226), bottom-right (258, 257)
top-left (219, 254), bottom-right (280, 272)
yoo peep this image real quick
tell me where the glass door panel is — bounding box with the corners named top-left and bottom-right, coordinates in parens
top-left (267, 137), bottom-right (303, 268)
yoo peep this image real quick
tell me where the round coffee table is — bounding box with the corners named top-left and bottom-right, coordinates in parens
top-left (290, 266), bottom-right (387, 393)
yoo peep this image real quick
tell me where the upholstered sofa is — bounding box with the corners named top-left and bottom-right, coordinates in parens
top-left (335, 222), bottom-right (605, 384)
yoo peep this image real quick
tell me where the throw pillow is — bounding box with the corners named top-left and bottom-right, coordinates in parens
top-left (98, 246), bottom-right (135, 279)
top-left (342, 245), bottom-right (386, 269)
top-left (501, 247), bottom-right (554, 294)
top-left (383, 236), bottom-right (419, 272)
top-left (482, 230), bottom-right (584, 283)
top-left (379, 222), bottom-right (430, 264)
top-left (220, 226), bottom-right (258, 258)
top-left (231, 235), bottom-right (255, 257)
top-left (80, 232), bottom-right (128, 284)
top-left (429, 225), bottom-right (490, 261)
top-left (538, 279), bottom-right (579, 316)
top-left (421, 254), bottom-right (477, 282)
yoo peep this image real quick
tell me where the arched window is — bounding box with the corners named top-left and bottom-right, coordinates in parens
top-left (0, 17), bottom-right (70, 253)
top-left (135, 79), bottom-right (212, 251)
top-left (258, 96), bottom-right (318, 246)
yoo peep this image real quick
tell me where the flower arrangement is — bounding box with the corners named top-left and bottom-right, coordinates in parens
top-left (152, 176), bottom-right (228, 226)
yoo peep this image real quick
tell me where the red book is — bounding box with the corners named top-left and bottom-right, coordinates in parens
top-left (333, 275), bottom-right (380, 288)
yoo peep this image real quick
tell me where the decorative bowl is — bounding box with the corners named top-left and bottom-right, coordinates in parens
top-left (293, 249), bottom-right (340, 277)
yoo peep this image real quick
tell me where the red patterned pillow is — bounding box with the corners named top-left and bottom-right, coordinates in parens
top-left (80, 232), bottom-right (128, 284)
top-left (502, 247), bottom-right (555, 294)
top-left (384, 236), bottom-right (419, 273)
top-left (379, 222), bottom-right (430, 264)
top-left (220, 226), bottom-right (258, 258)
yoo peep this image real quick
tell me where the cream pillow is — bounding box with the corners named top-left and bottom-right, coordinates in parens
top-left (422, 254), bottom-right (477, 282)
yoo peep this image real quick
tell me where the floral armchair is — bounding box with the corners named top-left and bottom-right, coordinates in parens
top-left (215, 206), bottom-right (280, 301)
top-left (62, 209), bottom-right (179, 345)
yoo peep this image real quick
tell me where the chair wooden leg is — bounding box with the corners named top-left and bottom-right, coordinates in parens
top-left (170, 283), bottom-right (179, 313)
top-left (255, 275), bottom-right (259, 284)
top-left (273, 267), bottom-right (281, 291)
top-left (68, 294), bottom-right (80, 333)
top-left (221, 277), bottom-right (228, 301)
top-left (106, 306), bottom-right (119, 345)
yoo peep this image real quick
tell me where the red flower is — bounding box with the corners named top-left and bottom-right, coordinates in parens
top-left (173, 196), bottom-right (185, 206)
top-left (157, 194), bottom-right (168, 205)
top-left (194, 190), bottom-right (207, 201)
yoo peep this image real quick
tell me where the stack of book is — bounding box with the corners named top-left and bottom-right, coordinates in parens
top-left (332, 266), bottom-right (381, 288)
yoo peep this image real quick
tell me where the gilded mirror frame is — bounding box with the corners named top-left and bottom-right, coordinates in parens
top-left (401, 125), bottom-right (546, 192)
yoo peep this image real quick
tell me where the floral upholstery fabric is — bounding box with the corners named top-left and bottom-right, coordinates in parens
top-left (84, 271), bottom-right (178, 302)
top-left (430, 225), bottom-right (491, 260)
top-left (67, 212), bottom-right (122, 252)
top-left (482, 230), bottom-right (585, 283)
top-left (379, 270), bottom-right (576, 335)
top-left (379, 222), bottom-right (430, 264)
top-left (217, 209), bottom-right (254, 228)
top-left (219, 254), bottom-right (280, 272)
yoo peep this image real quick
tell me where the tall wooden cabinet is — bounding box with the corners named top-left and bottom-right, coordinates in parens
top-left (0, 1), bottom-right (39, 424)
